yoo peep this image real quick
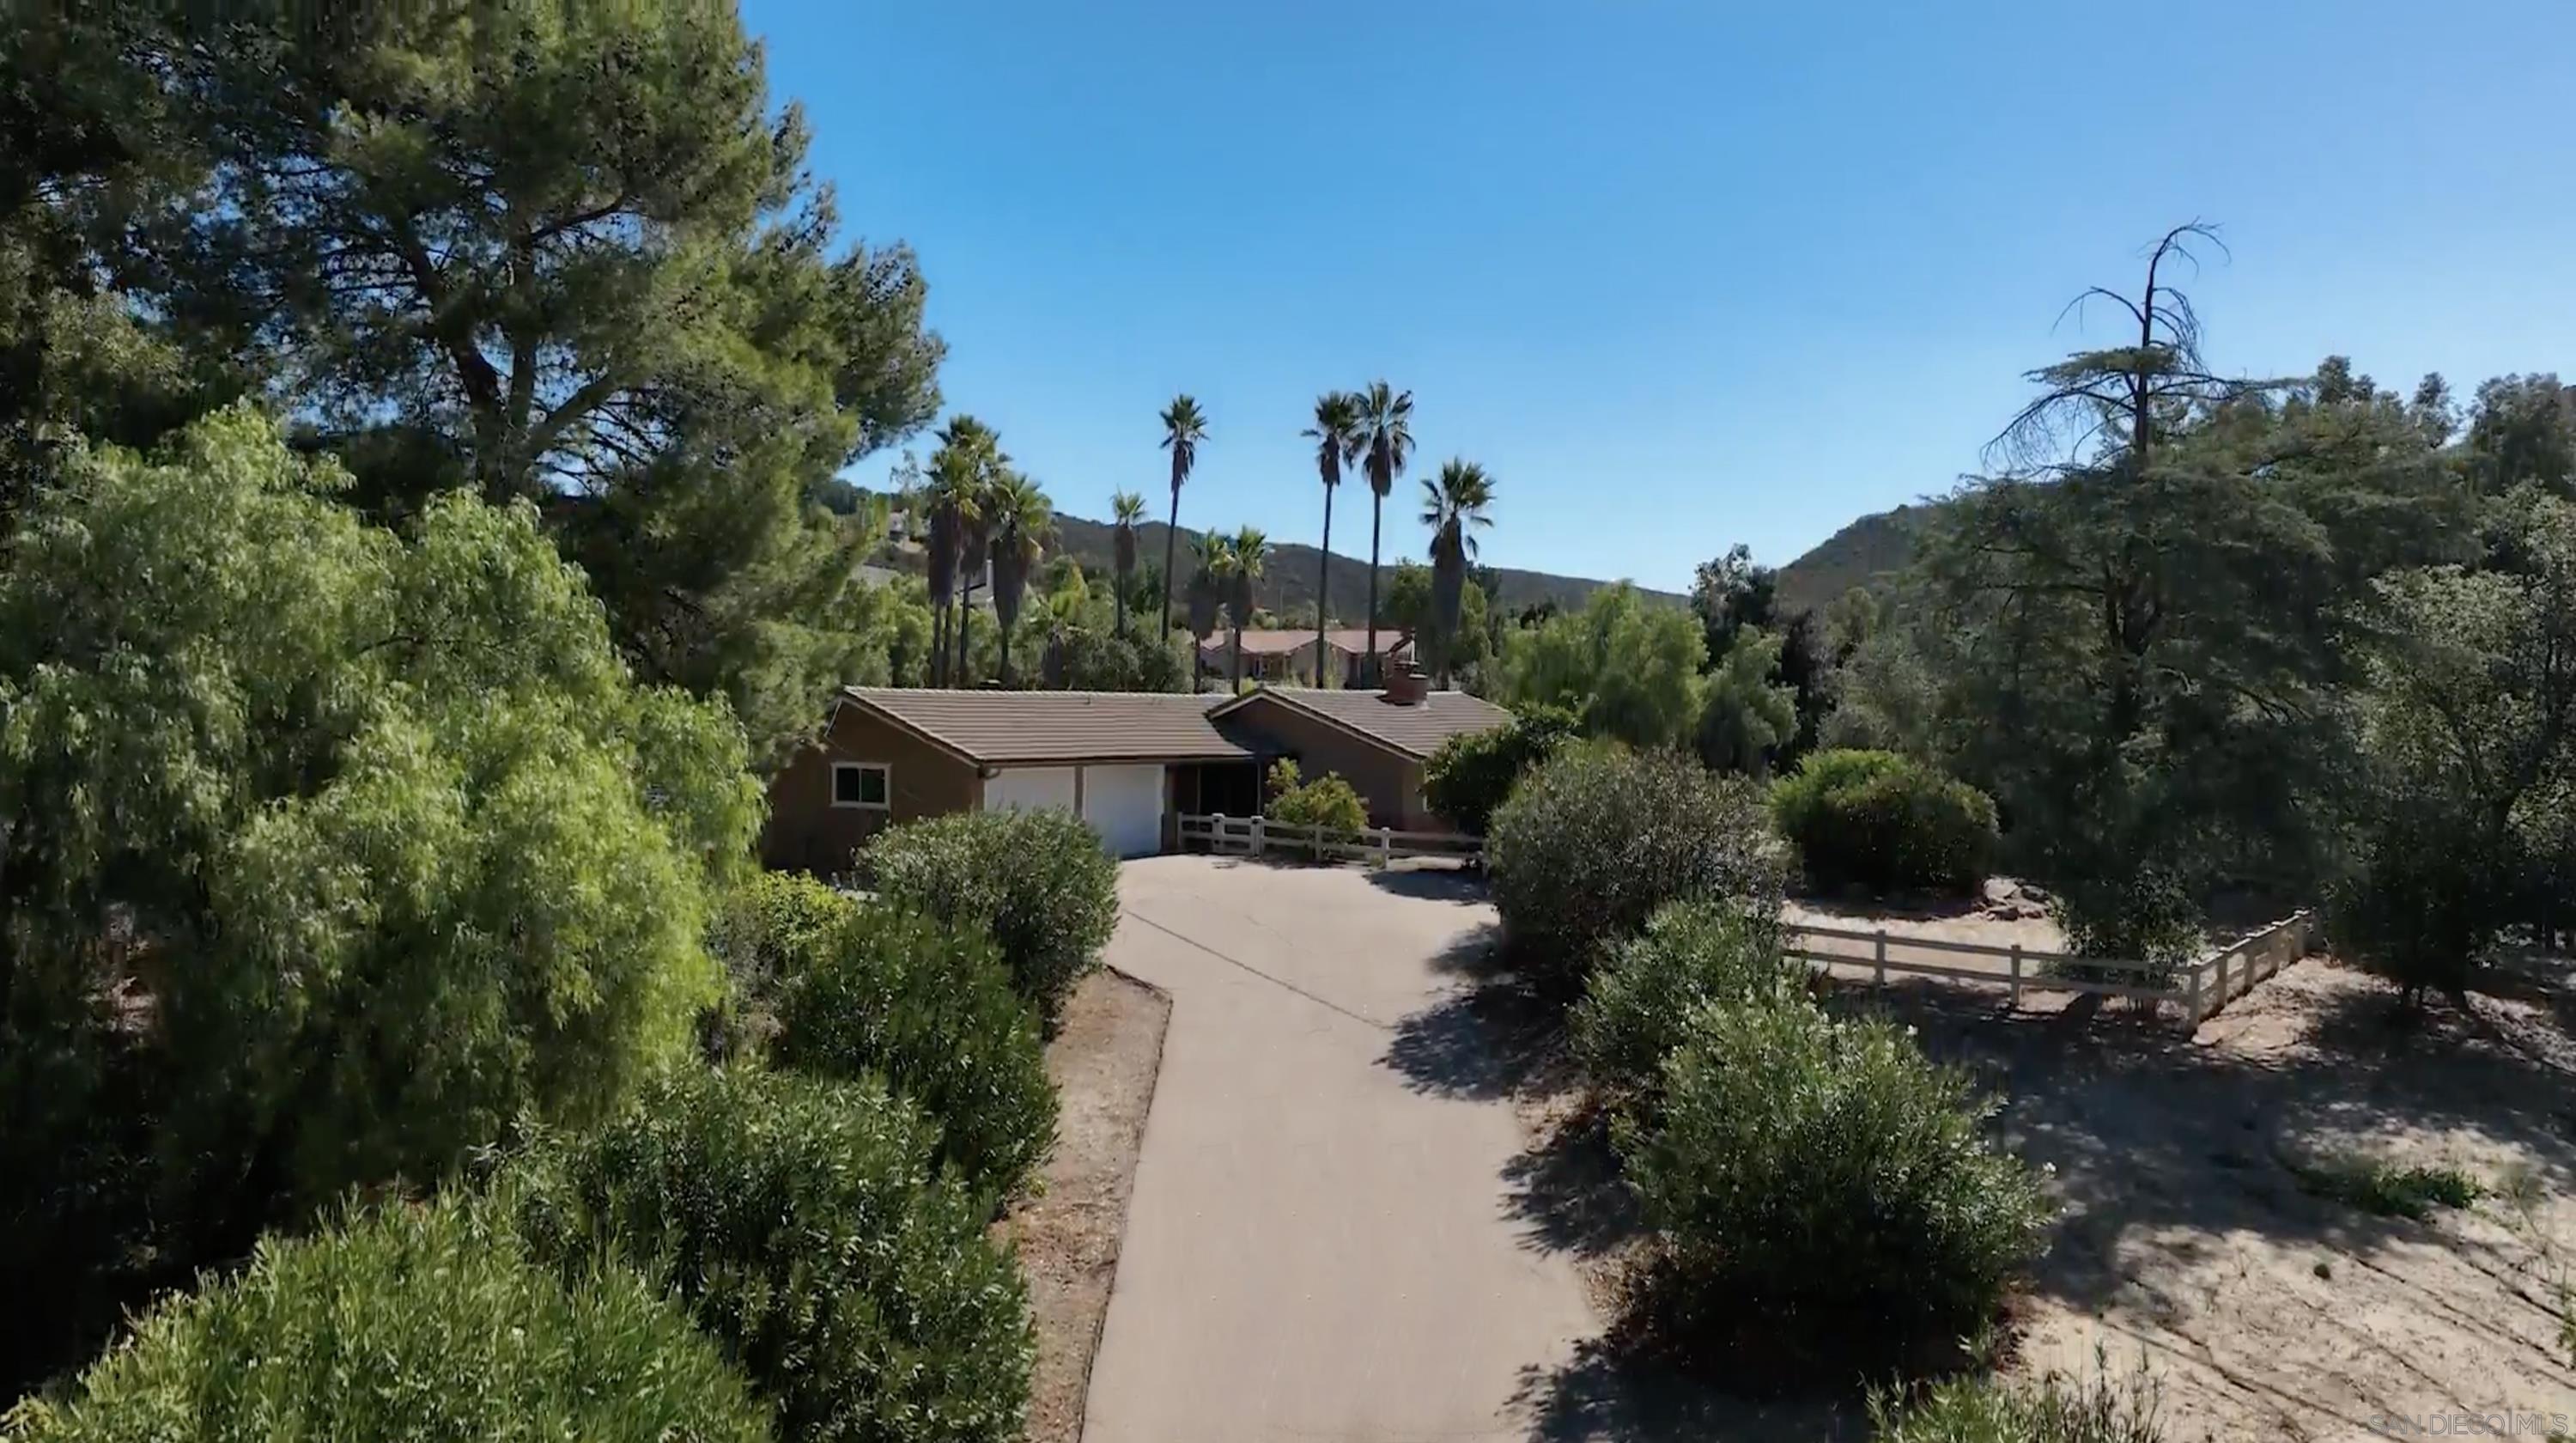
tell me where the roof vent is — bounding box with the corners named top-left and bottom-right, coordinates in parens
top-left (1382, 666), bottom-right (1428, 705)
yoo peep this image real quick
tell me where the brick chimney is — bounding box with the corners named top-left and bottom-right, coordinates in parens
top-left (1382, 666), bottom-right (1428, 705)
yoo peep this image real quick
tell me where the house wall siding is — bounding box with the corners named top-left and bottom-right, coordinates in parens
top-left (760, 707), bottom-right (981, 875)
top-left (1222, 697), bottom-right (1431, 830)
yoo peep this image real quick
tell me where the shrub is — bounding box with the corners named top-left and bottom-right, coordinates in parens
top-left (1485, 742), bottom-right (1785, 992)
top-left (11, 1197), bottom-right (769, 1443)
top-left (2325, 802), bottom-right (2506, 1002)
top-left (1771, 749), bottom-right (1999, 896)
top-left (867, 807), bottom-right (1119, 1024)
top-left (1420, 704), bottom-right (1578, 835)
top-left (1868, 1356), bottom-right (2164, 1443)
top-left (2050, 868), bottom-right (2202, 976)
top-left (1616, 998), bottom-right (2049, 1375)
top-left (1265, 758), bottom-right (1369, 838)
top-left (705, 871), bottom-right (860, 1060)
top-left (774, 903), bottom-right (1056, 1199)
top-left (2290, 1154), bottom-right (2482, 1220)
top-left (509, 1067), bottom-right (1033, 1443)
top-left (1570, 899), bottom-right (1798, 1099)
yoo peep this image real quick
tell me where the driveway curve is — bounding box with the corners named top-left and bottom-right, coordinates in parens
top-left (1083, 855), bottom-right (1594, 1442)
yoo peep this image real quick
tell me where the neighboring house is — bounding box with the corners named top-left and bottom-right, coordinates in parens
top-left (1194, 628), bottom-right (1415, 687)
top-left (760, 673), bottom-right (1508, 872)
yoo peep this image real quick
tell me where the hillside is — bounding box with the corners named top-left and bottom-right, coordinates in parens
top-left (1774, 502), bottom-right (1933, 615)
top-left (1041, 513), bottom-right (1686, 619)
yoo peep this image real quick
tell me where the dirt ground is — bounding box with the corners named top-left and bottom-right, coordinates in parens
top-left (1480, 936), bottom-right (2576, 1440)
top-left (995, 966), bottom-right (1170, 1443)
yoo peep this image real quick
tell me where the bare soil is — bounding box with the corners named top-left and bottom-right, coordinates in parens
top-left (995, 966), bottom-right (1170, 1443)
top-left (1489, 945), bottom-right (2576, 1440)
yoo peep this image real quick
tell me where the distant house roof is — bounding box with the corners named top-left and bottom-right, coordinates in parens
top-left (835, 687), bottom-right (1252, 765)
top-left (1200, 629), bottom-right (1414, 658)
top-left (1211, 686), bottom-right (1511, 759)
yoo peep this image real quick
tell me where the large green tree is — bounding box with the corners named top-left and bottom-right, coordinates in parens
top-left (1420, 458), bottom-right (1496, 689)
top-left (0, 408), bottom-right (758, 1391)
top-left (1357, 381), bottom-right (1414, 681)
top-left (1303, 392), bottom-right (1364, 684)
top-left (54, 0), bottom-right (943, 765)
top-left (1499, 584), bottom-right (1708, 750)
top-left (1157, 394), bottom-right (1207, 636)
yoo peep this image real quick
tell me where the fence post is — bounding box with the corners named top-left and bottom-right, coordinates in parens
top-left (1873, 929), bottom-right (1887, 987)
top-left (1209, 813), bottom-right (1224, 855)
top-left (2008, 943), bottom-right (2023, 1010)
top-left (2184, 963), bottom-right (2203, 1026)
top-left (1250, 815), bottom-right (1266, 858)
top-left (1376, 827), bottom-right (1392, 868)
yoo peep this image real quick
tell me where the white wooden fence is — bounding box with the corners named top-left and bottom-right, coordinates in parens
top-left (1783, 910), bottom-right (2316, 1026)
top-left (1176, 812), bottom-right (1481, 868)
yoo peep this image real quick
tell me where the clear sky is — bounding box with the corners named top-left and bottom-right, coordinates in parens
top-left (745, 0), bottom-right (2573, 593)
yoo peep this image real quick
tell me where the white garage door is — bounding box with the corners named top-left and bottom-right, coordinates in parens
top-left (1080, 764), bottom-right (1167, 859)
top-left (983, 766), bottom-right (1078, 815)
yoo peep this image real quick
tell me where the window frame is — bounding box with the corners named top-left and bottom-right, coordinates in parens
top-left (829, 760), bottom-right (892, 812)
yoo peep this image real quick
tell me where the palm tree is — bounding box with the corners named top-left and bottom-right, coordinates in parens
top-left (955, 480), bottom-right (996, 685)
top-left (1355, 381), bottom-right (1413, 685)
top-left (1110, 490), bottom-right (1146, 639)
top-left (1185, 529), bottom-right (1228, 684)
top-left (1157, 395), bottom-right (1207, 638)
top-left (923, 418), bottom-right (998, 686)
top-left (1302, 391), bottom-right (1365, 686)
top-left (1419, 459), bottom-right (1496, 689)
top-left (1225, 525), bottom-right (1269, 694)
top-left (986, 471), bottom-right (1054, 688)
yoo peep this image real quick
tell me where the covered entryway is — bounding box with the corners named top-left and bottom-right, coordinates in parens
top-left (983, 765), bottom-right (1078, 813)
top-left (1080, 763), bottom-right (1167, 859)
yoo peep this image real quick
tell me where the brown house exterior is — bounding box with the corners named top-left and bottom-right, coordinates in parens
top-left (1208, 679), bottom-right (1511, 831)
top-left (760, 679), bottom-right (1510, 874)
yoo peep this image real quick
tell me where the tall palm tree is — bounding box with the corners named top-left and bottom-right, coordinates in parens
top-left (1419, 459), bottom-right (1496, 689)
top-left (1185, 529), bottom-right (1228, 684)
top-left (1110, 490), bottom-right (1146, 639)
top-left (1157, 395), bottom-right (1207, 638)
top-left (985, 471), bottom-right (1054, 688)
top-left (1225, 525), bottom-right (1269, 694)
top-left (1355, 381), bottom-right (1414, 685)
top-left (955, 478), bottom-right (996, 685)
top-left (1302, 391), bottom-right (1365, 686)
top-left (923, 418), bottom-right (998, 686)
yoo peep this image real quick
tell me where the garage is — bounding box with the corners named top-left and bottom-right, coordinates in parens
top-left (1079, 764), bottom-right (1168, 859)
top-left (982, 765), bottom-right (1078, 815)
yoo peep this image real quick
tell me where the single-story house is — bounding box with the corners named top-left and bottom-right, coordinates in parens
top-left (759, 671), bottom-right (1510, 873)
top-left (1195, 628), bottom-right (1414, 687)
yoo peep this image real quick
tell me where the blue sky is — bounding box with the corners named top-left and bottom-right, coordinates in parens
top-left (747, 0), bottom-right (2574, 593)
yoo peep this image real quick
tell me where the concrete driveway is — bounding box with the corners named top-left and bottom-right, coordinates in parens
top-left (1082, 855), bottom-right (1595, 1442)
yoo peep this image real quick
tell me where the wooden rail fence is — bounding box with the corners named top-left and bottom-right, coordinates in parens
top-left (1783, 910), bottom-right (2316, 1026)
top-left (1176, 812), bottom-right (1481, 868)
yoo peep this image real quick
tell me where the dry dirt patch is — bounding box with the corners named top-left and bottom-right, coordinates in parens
top-left (1488, 947), bottom-right (2576, 1440)
top-left (995, 966), bottom-right (1170, 1443)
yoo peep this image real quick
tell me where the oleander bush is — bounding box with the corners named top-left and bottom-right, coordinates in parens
top-left (866, 808), bottom-right (1119, 1025)
top-left (1616, 997), bottom-right (2050, 1377)
top-left (508, 1067), bottom-right (1034, 1443)
top-left (1485, 742), bottom-right (1784, 994)
top-left (8, 1197), bottom-right (770, 1443)
top-left (1770, 749), bottom-right (1999, 897)
top-left (773, 903), bottom-right (1055, 1199)
top-left (1570, 898), bottom-right (1799, 1101)
top-left (1264, 758), bottom-right (1370, 839)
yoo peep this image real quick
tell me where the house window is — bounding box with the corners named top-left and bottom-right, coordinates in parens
top-left (831, 761), bottom-right (890, 811)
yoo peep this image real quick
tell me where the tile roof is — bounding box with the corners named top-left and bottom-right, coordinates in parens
top-left (1216, 687), bottom-right (1512, 758)
top-left (837, 687), bottom-right (1253, 765)
top-left (1200, 629), bottom-right (1415, 657)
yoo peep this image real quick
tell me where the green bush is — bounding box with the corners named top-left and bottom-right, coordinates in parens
top-left (2325, 801), bottom-right (2505, 1002)
top-left (11, 1197), bottom-right (769, 1443)
top-left (705, 871), bottom-right (860, 1060)
top-left (1485, 742), bottom-right (1785, 993)
top-left (1420, 704), bottom-right (1578, 835)
top-left (2050, 868), bottom-right (2202, 976)
top-left (1570, 899), bottom-right (1798, 1099)
top-left (509, 1067), bottom-right (1033, 1443)
top-left (1616, 998), bottom-right (2049, 1373)
top-left (1868, 1358), bottom-right (2164, 1443)
top-left (775, 904), bottom-right (1056, 1199)
top-left (867, 808), bottom-right (1119, 1024)
top-left (1265, 758), bottom-right (1370, 837)
top-left (1770, 749), bottom-right (1999, 896)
